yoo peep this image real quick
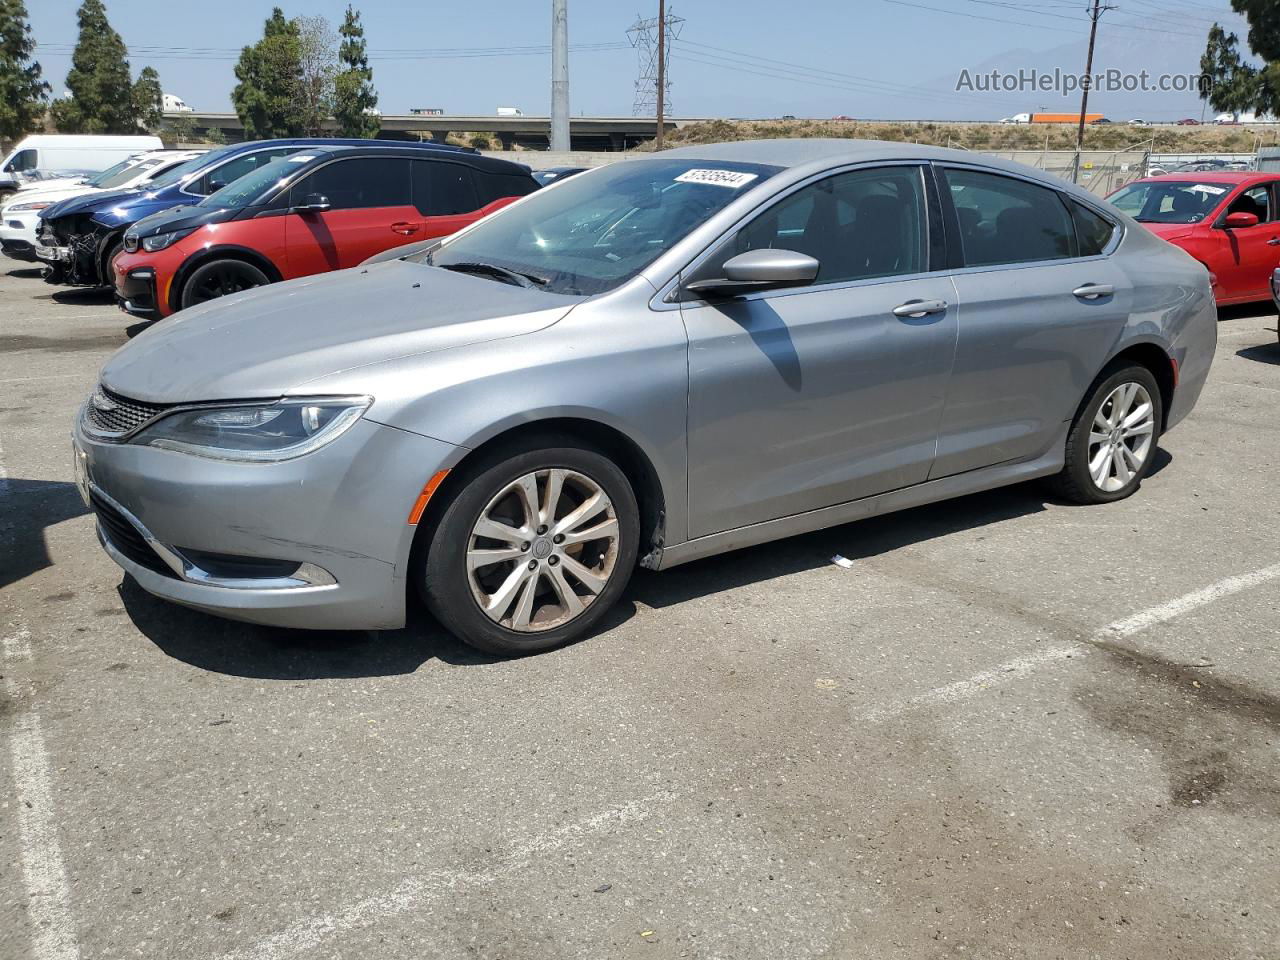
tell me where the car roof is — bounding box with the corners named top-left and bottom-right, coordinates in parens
top-left (1136, 171), bottom-right (1269, 184)
top-left (290, 144), bottom-right (534, 177)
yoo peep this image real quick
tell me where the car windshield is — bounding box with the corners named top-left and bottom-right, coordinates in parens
top-left (143, 145), bottom-right (241, 191)
top-left (197, 153), bottom-right (316, 209)
top-left (1107, 180), bottom-right (1230, 223)
top-left (86, 158), bottom-right (140, 189)
top-left (421, 158), bottom-right (782, 295)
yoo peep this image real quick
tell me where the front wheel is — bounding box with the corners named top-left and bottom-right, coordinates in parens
top-left (179, 259), bottom-right (271, 311)
top-left (421, 440), bottom-right (639, 655)
top-left (1047, 362), bottom-right (1163, 505)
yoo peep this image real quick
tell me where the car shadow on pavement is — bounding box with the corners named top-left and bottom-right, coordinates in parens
top-left (1236, 343), bottom-right (1280, 365)
top-left (1217, 302), bottom-right (1277, 322)
top-left (0, 479), bottom-right (91, 590)
top-left (5, 266), bottom-right (45, 279)
top-left (117, 456), bottom-right (1172, 679)
top-left (34, 286), bottom-right (115, 305)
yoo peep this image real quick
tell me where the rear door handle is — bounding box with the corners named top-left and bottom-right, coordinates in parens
top-left (892, 298), bottom-right (948, 318)
top-left (1072, 283), bottom-right (1114, 300)
top-left (390, 221), bottom-right (420, 236)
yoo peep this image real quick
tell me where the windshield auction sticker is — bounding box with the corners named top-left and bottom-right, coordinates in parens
top-left (675, 169), bottom-right (759, 188)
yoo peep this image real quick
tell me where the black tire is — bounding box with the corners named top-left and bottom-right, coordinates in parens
top-left (420, 436), bottom-right (640, 655)
top-left (101, 239), bottom-right (123, 286)
top-left (179, 258), bottom-right (271, 310)
top-left (1046, 361), bottom-right (1164, 505)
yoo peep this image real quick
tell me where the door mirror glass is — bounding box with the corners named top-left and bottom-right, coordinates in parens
top-left (292, 193), bottom-right (331, 214)
top-left (684, 248), bottom-right (820, 297)
top-left (1223, 211), bottom-right (1259, 228)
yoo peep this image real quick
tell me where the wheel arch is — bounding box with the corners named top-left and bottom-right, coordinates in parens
top-left (1104, 339), bottom-right (1177, 428)
top-left (412, 415), bottom-right (670, 577)
top-left (168, 245), bottom-right (284, 313)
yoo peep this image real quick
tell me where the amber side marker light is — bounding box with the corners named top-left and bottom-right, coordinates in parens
top-left (408, 469), bottom-right (451, 525)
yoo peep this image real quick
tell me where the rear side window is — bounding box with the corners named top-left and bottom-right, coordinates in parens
top-left (291, 157), bottom-right (412, 210)
top-left (473, 172), bottom-right (538, 207)
top-left (945, 168), bottom-right (1076, 267)
top-left (412, 161), bottom-right (479, 215)
top-left (191, 148), bottom-right (301, 196)
top-left (1071, 201), bottom-right (1117, 256)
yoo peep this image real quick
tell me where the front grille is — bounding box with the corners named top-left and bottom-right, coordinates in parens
top-left (90, 489), bottom-right (178, 579)
top-left (83, 384), bottom-right (172, 438)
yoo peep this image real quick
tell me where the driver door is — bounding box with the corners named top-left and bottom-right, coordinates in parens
top-left (678, 164), bottom-right (958, 538)
top-left (1213, 182), bottom-right (1280, 301)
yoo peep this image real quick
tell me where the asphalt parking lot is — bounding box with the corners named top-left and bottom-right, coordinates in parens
top-left (1, 261), bottom-right (1278, 960)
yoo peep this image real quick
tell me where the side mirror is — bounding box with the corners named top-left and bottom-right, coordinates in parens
top-left (684, 248), bottom-right (820, 297)
top-left (207, 179), bottom-right (227, 193)
top-left (291, 193), bottom-right (331, 214)
top-left (1223, 211), bottom-right (1259, 228)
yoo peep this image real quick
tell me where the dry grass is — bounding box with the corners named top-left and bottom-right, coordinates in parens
top-left (649, 119), bottom-right (1280, 153)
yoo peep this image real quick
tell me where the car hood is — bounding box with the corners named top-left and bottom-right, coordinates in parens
top-left (1140, 222), bottom-right (1198, 242)
top-left (99, 260), bottom-right (583, 404)
top-left (4, 184), bottom-right (99, 209)
top-left (129, 202), bottom-right (235, 238)
top-left (42, 186), bottom-right (143, 221)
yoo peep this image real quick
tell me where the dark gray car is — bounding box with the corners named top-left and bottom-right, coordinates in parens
top-left (74, 140), bottom-right (1217, 654)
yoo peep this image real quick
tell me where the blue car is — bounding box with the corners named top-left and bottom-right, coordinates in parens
top-left (34, 137), bottom-right (476, 287)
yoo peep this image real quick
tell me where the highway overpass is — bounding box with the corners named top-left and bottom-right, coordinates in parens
top-left (164, 112), bottom-right (707, 151)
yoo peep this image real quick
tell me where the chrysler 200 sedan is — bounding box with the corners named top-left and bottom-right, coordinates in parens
top-left (74, 140), bottom-right (1217, 655)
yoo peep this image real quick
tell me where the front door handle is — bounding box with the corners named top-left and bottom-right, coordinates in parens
top-left (390, 221), bottom-right (420, 236)
top-left (892, 298), bottom-right (948, 318)
top-left (1072, 283), bottom-right (1114, 300)
top-left (1267, 236), bottom-right (1280, 245)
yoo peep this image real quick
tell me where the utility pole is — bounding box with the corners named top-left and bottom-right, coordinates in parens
top-left (1074, 0), bottom-right (1113, 182)
top-left (655, 0), bottom-right (666, 150)
top-left (551, 0), bottom-right (569, 153)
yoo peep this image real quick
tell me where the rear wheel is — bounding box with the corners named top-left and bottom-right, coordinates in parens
top-left (1047, 362), bottom-right (1163, 505)
top-left (179, 259), bottom-right (270, 310)
top-left (421, 439), bottom-right (639, 655)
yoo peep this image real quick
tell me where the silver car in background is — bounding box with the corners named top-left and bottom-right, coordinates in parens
top-left (74, 139), bottom-right (1216, 655)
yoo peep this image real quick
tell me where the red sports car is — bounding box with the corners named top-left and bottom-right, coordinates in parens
top-left (113, 145), bottom-right (538, 320)
top-left (1107, 172), bottom-right (1280, 305)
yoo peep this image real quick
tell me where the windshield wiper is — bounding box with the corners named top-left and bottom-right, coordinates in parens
top-left (437, 261), bottom-right (547, 289)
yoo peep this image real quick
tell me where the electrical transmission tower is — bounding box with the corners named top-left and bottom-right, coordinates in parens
top-left (627, 7), bottom-right (683, 118)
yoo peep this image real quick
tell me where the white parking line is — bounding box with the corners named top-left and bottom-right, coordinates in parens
top-left (218, 792), bottom-right (670, 960)
top-left (865, 561), bottom-right (1280, 722)
top-left (1, 436), bottom-right (81, 960)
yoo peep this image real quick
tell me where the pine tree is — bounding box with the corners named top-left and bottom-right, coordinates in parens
top-left (49, 0), bottom-right (136, 133)
top-left (333, 6), bottom-right (379, 139)
top-left (1201, 1), bottom-right (1280, 117)
top-left (132, 65), bottom-right (162, 131)
top-left (0, 0), bottom-right (49, 142)
top-left (232, 8), bottom-right (306, 139)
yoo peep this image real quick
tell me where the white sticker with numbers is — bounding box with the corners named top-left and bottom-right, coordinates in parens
top-left (674, 168), bottom-right (759, 188)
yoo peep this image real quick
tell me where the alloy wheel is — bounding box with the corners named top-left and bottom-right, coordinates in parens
top-left (466, 468), bottom-right (620, 632)
top-left (189, 264), bottom-right (264, 303)
top-left (1087, 381), bottom-right (1155, 492)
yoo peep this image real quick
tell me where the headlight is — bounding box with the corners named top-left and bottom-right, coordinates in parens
top-left (133, 397), bottom-right (372, 462)
top-left (141, 227), bottom-right (195, 253)
top-left (6, 200), bottom-right (52, 212)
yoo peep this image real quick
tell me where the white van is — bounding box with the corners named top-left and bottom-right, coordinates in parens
top-left (0, 134), bottom-right (163, 195)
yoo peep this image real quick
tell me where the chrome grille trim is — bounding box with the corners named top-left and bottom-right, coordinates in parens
top-left (82, 384), bottom-right (173, 440)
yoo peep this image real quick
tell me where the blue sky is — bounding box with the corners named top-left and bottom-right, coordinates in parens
top-left (27, 0), bottom-right (1249, 121)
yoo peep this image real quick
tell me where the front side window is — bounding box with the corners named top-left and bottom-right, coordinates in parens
top-left (1225, 184), bottom-right (1273, 222)
top-left (699, 165), bottom-right (928, 286)
top-left (412, 161), bottom-right (478, 216)
top-left (1106, 180), bottom-right (1229, 224)
top-left (945, 168), bottom-right (1075, 267)
top-left (189, 147), bottom-right (303, 196)
top-left (144, 145), bottom-right (241, 192)
top-left (291, 157), bottom-right (412, 210)
top-left (201, 153), bottom-right (313, 208)
top-left (421, 157), bottom-right (781, 296)
top-left (5, 149), bottom-right (37, 172)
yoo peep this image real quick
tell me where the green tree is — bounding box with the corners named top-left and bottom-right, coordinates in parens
top-left (132, 64), bottom-right (162, 131)
top-left (49, 0), bottom-right (137, 133)
top-left (333, 5), bottom-right (379, 138)
top-left (165, 111), bottom-right (195, 145)
top-left (0, 0), bottom-right (49, 142)
top-left (1200, 2), bottom-right (1280, 117)
top-left (232, 8), bottom-right (305, 139)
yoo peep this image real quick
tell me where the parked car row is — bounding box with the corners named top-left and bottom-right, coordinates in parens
top-left (14, 137), bottom-right (540, 321)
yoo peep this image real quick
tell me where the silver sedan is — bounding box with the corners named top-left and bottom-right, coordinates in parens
top-left (74, 139), bottom-right (1217, 654)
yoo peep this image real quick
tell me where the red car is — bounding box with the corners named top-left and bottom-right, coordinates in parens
top-left (1108, 172), bottom-right (1280, 305)
top-left (113, 145), bottom-right (538, 319)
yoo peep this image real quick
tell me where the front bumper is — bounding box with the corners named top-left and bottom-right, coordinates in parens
top-left (1, 238), bottom-right (37, 262)
top-left (75, 412), bottom-right (460, 630)
top-left (1, 211), bottom-right (40, 260)
top-left (114, 264), bottom-right (162, 320)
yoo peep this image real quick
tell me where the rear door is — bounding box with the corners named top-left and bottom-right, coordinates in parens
top-left (411, 160), bottom-right (486, 240)
top-left (933, 165), bottom-right (1131, 478)
top-left (284, 156), bottom-right (417, 276)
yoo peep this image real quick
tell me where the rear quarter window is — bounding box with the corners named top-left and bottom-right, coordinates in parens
top-left (1071, 201), bottom-right (1117, 256)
